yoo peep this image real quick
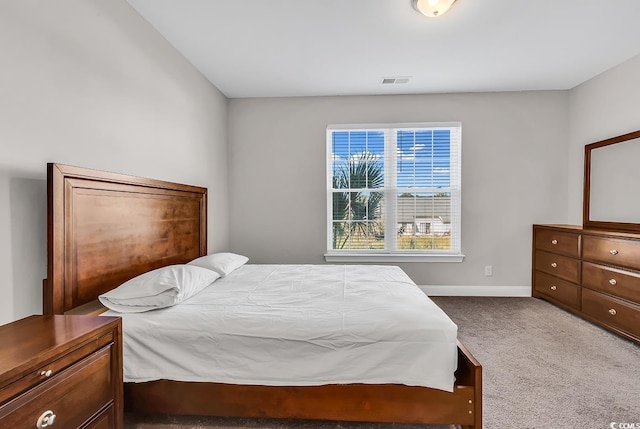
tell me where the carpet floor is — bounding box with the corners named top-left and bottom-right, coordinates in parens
top-left (433, 297), bottom-right (639, 428)
top-left (124, 297), bottom-right (640, 429)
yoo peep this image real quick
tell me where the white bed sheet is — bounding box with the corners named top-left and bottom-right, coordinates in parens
top-left (103, 264), bottom-right (458, 392)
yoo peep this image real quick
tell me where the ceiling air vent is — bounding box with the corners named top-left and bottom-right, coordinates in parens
top-left (382, 76), bottom-right (411, 85)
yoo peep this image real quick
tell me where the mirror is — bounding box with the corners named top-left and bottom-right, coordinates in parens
top-left (584, 129), bottom-right (640, 232)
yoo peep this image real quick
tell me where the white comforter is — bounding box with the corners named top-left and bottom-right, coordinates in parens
top-left (103, 264), bottom-right (458, 392)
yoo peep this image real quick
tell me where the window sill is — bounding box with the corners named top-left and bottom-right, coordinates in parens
top-left (324, 253), bottom-right (465, 263)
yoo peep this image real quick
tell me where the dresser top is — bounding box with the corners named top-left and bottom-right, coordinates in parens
top-left (534, 224), bottom-right (640, 240)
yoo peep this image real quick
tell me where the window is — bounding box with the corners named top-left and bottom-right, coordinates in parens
top-left (326, 123), bottom-right (462, 262)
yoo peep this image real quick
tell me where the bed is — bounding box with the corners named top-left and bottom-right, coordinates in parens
top-left (43, 163), bottom-right (482, 428)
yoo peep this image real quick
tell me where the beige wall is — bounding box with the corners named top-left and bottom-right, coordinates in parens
top-left (228, 92), bottom-right (569, 288)
top-left (0, 0), bottom-right (229, 324)
top-left (567, 54), bottom-right (640, 224)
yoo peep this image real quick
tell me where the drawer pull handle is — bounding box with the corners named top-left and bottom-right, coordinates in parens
top-left (40, 369), bottom-right (52, 377)
top-left (36, 410), bottom-right (56, 428)
top-left (609, 308), bottom-right (617, 316)
top-left (550, 285), bottom-right (557, 291)
top-left (609, 249), bottom-right (619, 255)
top-left (551, 239), bottom-right (558, 245)
top-left (551, 262), bottom-right (557, 268)
top-left (609, 278), bottom-right (617, 286)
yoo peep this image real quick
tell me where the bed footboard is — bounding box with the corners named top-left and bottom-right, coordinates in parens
top-left (455, 341), bottom-right (482, 429)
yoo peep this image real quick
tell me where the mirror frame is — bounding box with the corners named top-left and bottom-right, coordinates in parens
top-left (583, 129), bottom-right (640, 232)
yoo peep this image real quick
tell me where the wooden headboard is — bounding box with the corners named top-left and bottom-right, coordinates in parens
top-left (44, 163), bottom-right (207, 315)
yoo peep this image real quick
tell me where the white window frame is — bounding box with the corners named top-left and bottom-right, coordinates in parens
top-left (325, 122), bottom-right (464, 263)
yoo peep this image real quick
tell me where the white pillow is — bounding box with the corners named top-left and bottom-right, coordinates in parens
top-left (98, 264), bottom-right (220, 313)
top-left (187, 252), bottom-right (249, 276)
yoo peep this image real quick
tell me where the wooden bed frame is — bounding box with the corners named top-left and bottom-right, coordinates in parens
top-left (43, 163), bottom-right (482, 428)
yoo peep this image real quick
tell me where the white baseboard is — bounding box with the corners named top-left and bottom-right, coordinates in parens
top-left (418, 285), bottom-right (531, 297)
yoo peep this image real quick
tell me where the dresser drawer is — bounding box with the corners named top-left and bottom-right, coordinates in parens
top-left (535, 228), bottom-right (580, 258)
top-left (582, 262), bottom-right (640, 305)
top-left (582, 235), bottom-right (640, 270)
top-left (535, 250), bottom-right (580, 283)
top-left (582, 288), bottom-right (640, 339)
top-left (534, 271), bottom-right (580, 308)
top-left (0, 346), bottom-right (113, 429)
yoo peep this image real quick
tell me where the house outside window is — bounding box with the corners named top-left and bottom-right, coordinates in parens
top-left (325, 123), bottom-right (463, 263)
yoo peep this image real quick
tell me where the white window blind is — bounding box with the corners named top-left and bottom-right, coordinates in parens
top-left (326, 123), bottom-right (462, 261)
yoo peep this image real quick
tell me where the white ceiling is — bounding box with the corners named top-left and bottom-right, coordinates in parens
top-left (126, 0), bottom-right (640, 98)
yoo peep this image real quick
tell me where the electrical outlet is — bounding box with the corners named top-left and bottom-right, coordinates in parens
top-left (484, 265), bottom-right (493, 276)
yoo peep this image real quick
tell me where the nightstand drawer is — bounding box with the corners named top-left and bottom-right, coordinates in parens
top-left (0, 345), bottom-right (113, 429)
top-left (534, 271), bottom-right (580, 309)
top-left (535, 250), bottom-right (580, 283)
top-left (0, 332), bottom-right (114, 404)
top-left (535, 228), bottom-right (580, 258)
top-left (85, 404), bottom-right (115, 429)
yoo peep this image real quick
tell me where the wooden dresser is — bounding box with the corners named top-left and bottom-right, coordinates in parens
top-left (533, 224), bottom-right (640, 343)
top-left (0, 315), bottom-right (123, 429)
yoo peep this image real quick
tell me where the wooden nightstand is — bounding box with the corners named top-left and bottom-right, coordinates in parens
top-left (0, 315), bottom-right (123, 429)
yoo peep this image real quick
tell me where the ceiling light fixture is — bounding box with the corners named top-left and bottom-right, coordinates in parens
top-left (412, 0), bottom-right (457, 17)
